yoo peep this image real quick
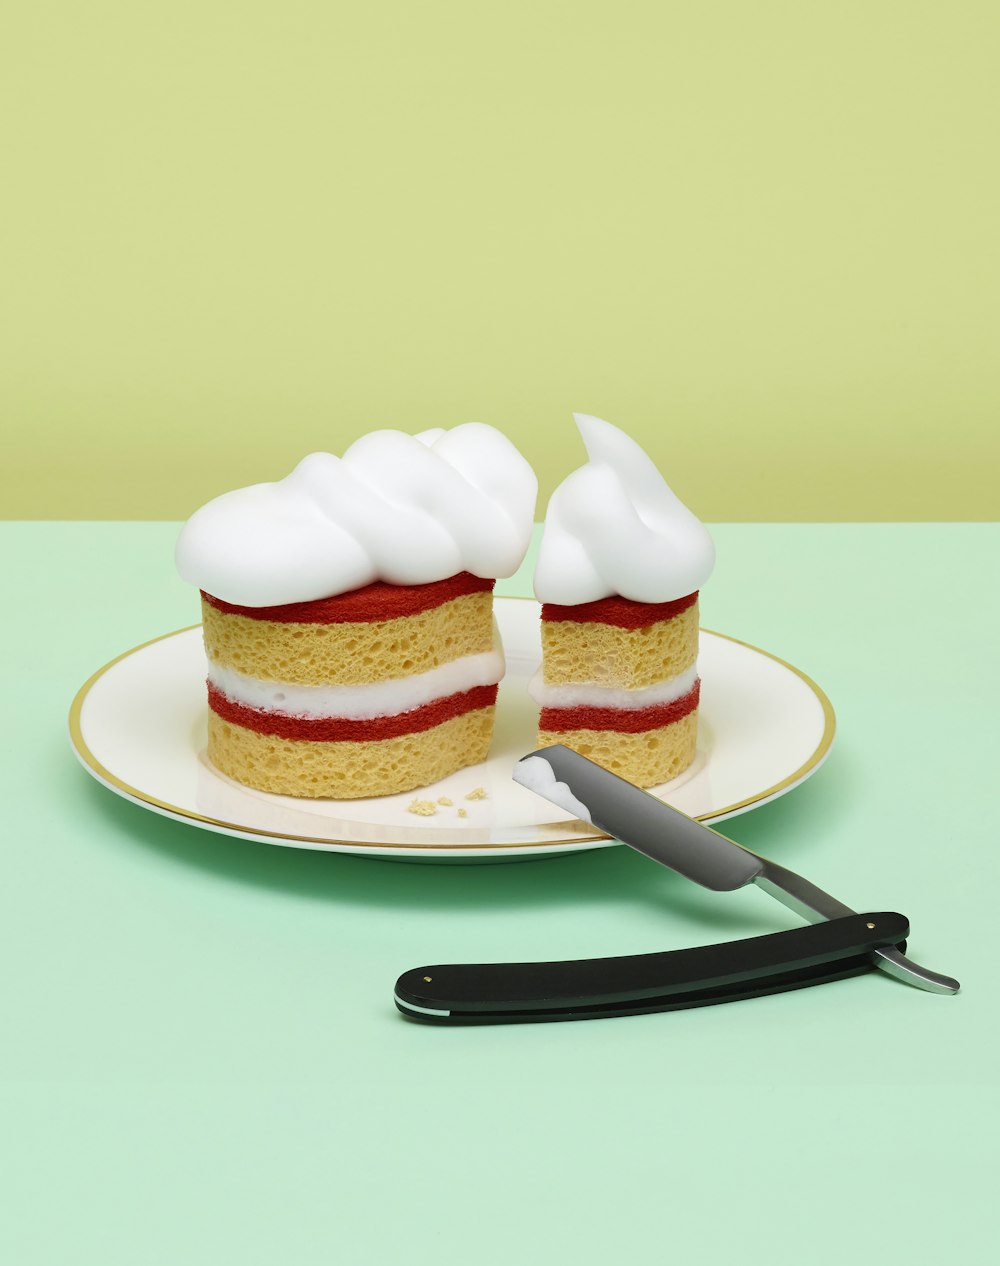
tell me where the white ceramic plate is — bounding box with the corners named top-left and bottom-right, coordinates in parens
top-left (69, 598), bottom-right (835, 861)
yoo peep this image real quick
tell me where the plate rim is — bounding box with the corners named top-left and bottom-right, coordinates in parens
top-left (68, 612), bottom-right (836, 854)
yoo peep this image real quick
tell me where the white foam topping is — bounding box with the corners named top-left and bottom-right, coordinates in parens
top-left (208, 643), bottom-right (505, 721)
top-left (533, 414), bottom-right (715, 605)
top-left (176, 423), bottom-right (537, 606)
top-left (512, 755), bottom-right (594, 824)
top-left (527, 663), bottom-right (698, 711)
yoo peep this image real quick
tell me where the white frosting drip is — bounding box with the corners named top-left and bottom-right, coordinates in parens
top-left (533, 414), bottom-right (715, 605)
top-left (527, 663), bottom-right (698, 712)
top-left (512, 755), bottom-right (594, 824)
top-left (207, 645), bottom-right (505, 721)
top-left (176, 423), bottom-right (537, 606)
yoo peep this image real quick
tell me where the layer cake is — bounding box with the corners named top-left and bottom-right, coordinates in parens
top-left (531, 414), bottom-right (714, 788)
top-left (534, 590), bottom-right (701, 786)
top-left (176, 424), bottom-right (536, 798)
top-left (201, 572), bottom-right (502, 798)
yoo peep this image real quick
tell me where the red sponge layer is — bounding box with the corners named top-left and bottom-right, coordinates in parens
top-left (207, 681), bottom-right (499, 741)
top-left (538, 681), bottom-right (700, 734)
top-left (541, 590), bottom-right (697, 630)
top-left (203, 572), bottom-right (495, 624)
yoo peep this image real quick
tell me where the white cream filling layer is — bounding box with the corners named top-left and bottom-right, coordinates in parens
top-left (528, 663), bottom-right (698, 712)
top-left (208, 647), bottom-right (505, 720)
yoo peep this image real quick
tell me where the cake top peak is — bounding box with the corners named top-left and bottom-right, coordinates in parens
top-left (533, 414), bottom-right (715, 605)
top-left (176, 423), bottom-right (537, 606)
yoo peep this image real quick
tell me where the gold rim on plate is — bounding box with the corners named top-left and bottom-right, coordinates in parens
top-left (68, 624), bottom-right (836, 853)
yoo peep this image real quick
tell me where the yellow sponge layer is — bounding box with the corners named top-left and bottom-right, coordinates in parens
top-left (207, 707), bottom-right (496, 798)
top-left (541, 602), bottom-right (699, 689)
top-left (537, 711), bottom-right (698, 789)
top-left (201, 592), bottom-right (494, 686)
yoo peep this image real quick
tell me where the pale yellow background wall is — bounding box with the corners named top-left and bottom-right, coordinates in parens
top-left (2, 2), bottom-right (997, 521)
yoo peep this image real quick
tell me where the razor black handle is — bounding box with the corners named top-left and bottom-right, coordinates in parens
top-left (395, 912), bottom-right (909, 1024)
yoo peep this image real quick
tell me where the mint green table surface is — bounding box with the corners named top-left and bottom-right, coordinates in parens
top-left (2, 523), bottom-right (997, 1265)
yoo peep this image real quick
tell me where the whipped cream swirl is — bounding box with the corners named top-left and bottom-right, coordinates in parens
top-left (533, 414), bottom-right (714, 605)
top-left (176, 424), bottom-right (537, 606)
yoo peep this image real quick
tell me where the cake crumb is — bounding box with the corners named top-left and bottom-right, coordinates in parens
top-left (465, 787), bottom-right (488, 801)
top-left (436, 796), bottom-right (453, 806)
top-left (407, 799), bottom-right (438, 817)
top-left (457, 808), bottom-right (468, 818)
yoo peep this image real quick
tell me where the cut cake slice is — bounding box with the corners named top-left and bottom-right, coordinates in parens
top-left (534, 590), bottom-right (701, 787)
